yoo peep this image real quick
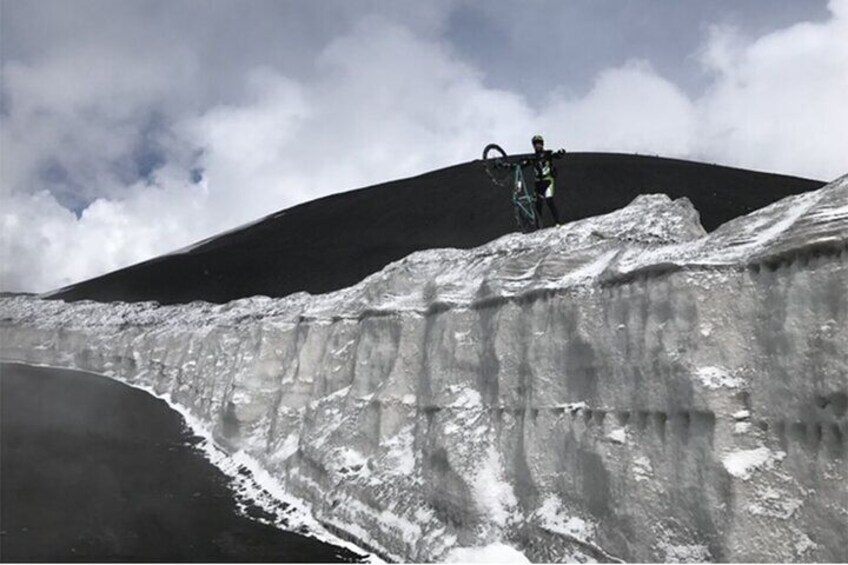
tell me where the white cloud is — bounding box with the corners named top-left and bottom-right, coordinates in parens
top-left (1, 3), bottom-right (846, 293)
top-left (1, 166), bottom-right (207, 291)
top-left (179, 69), bottom-right (312, 228)
top-left (694, 0), bottom-right (848, 178)
top-left (1, 16), bottom-right (530, 292)
top-left (541, 60), bottom-right (697, 157)
top-left (541, 0), bottom-right (847, 178)
top-left (1, 45), bottom-right (198, 206)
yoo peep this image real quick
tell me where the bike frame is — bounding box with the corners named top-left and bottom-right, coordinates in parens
top-left (482, 143), bottom-right (539, 233)
top-left (510, 165), bottom-right (539, 232)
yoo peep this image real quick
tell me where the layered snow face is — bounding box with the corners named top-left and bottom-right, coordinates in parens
top-left (2, 176), bottom-right (848, 562)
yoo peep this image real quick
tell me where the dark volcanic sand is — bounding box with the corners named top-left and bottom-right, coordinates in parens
top-left (0, 362), bottom-right (364, 563)
top-left (47, 153), bottom-right (824, 305)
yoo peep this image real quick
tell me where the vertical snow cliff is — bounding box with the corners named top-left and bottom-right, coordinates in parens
top-left (2, 177), bottom-right (847, 562)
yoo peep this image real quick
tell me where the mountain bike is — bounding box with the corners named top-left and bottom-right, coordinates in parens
top-left (482, 143), bottom-right (539, 233)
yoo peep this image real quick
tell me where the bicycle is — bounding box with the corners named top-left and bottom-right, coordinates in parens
top-left (482, 143), bottom-right (539, 233)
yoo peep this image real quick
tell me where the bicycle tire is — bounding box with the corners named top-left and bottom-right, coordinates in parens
top-left (482, 143), bottom-right (512, 187)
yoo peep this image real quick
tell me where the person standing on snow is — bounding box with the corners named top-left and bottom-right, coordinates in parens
top-left (528, 134), bottom-right (565, 228)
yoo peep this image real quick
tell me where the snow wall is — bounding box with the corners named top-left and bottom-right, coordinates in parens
top-left (2, 176), bottom-right (847, 562)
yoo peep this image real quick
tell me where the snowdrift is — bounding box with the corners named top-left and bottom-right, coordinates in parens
top-left (2, 175), bottom-right (847, 562)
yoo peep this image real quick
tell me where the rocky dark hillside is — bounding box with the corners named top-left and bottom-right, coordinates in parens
top-left (46, 153), bottom-right (823, 304)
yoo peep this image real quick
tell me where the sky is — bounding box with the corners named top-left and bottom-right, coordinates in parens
top-left (1, 0), bottom-right (847, 293)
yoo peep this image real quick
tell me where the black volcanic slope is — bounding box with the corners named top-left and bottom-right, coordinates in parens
top-left (48, 153), bottom-right (824, 305)
top-left (0, 362), bottom-right (363, 563)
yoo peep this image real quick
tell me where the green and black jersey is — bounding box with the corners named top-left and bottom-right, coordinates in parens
top-left (531, 149), bottom-right (564, 198)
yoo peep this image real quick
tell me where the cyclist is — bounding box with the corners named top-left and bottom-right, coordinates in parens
top-left (527, 134), bottom-right (565, 227)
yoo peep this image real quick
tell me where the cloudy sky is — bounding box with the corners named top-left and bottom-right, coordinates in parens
top-left (2, 0), bottom-right (846, 293)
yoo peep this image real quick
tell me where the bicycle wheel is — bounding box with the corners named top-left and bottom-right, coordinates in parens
top-left (482, 143), bottom-right (511, 187)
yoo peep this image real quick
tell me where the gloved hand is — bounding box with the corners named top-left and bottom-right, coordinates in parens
top-left (554, 149), bottom-right (566, 158)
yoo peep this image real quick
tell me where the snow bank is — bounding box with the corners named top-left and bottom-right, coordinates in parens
top-left (722, 447), bottom-right (786, 480)
top-left (444, 543), bottom-right (531, 563)
top-left (2, 175), bottom-right (847, 562)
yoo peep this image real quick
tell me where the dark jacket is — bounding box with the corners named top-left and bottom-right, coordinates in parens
top-left (531, 149), bottom-right (557, 183)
